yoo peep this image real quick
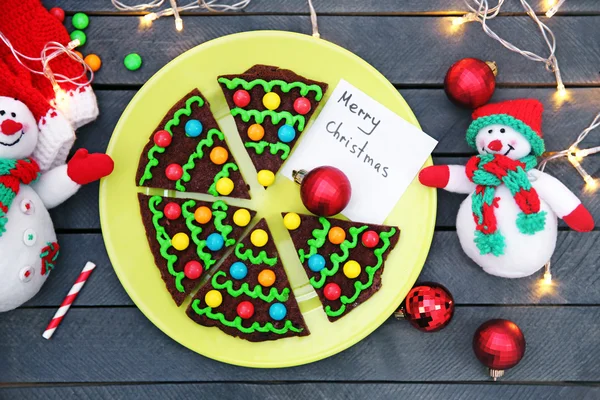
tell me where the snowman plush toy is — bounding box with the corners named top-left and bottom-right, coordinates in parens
top-left (419, 99), bottom-right (594, 278)
top-left (0, 94), bottom-right (113, 312)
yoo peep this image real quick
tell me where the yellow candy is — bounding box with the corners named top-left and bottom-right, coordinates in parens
top-left (262, 92), bottom-right (281, 110)
top-left (233, 209), bottom-right (251, 227)
top-left (257, 170), bottom-right (275, 187)
top-left (216, 177), bottom-right (234, 195)
top-left (171, 232), bottom-right (189, 251)
top-left (247, 124), bottom-right (264, 141)
top-left (258, 269), bottom-right (276, 287)
top-left (205, 290), bottom-right (222, 308)
top-left (283, 212), bottom-right (301, 230)
top-left (251, 229), bottom-right (268, 247)
top-left (343, 260), bottom-right (361, 279)
top-left (194, 206), bottom-right (212, 224)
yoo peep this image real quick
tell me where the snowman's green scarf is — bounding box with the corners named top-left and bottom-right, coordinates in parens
top-left (465, 153), bottom-right (546, 257)
top-left (0, 158), bottom-right (40, 237)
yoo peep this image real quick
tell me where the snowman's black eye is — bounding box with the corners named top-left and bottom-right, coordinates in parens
top-left (488, 129), bottom-right (493, 134)
top-left (500, 128), bottom-right (506, 133)
top-left (10, 112), bottom-right (16, 118)
top-left (0, 110), bottom-right (4, 116)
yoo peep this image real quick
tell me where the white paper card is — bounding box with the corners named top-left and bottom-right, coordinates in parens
top-left (281, 79), bottom-right (438, 224)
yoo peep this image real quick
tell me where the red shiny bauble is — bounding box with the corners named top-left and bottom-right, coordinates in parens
top-left (473, 319), bottom-right (526, 380)
top-left (184, 261), bottom-right (202, 279)
top-left (49, 7), bottom-right (65, 22)
top-left (396, 282), bottom-right (455, 332)
top-left (154, 130), bottom-right (172, 147)
top-left (165, 164), bottom-right (183, 181)
top-left (163, 202), bottom-right (181, 220)
top-left (444, 58), bottom-right (497, 109)
top-left (293, 97), bottom-right (312, 115)
top-left (361, 230), bottom-right (379, 248)
top-left (237, 301), bottom-right (255, 319)
top-left (294, 166), bottom-right (352, 217)
top-left (233, 90), bottom-right (251, 107)
top-left (324, 283), bottom-right (341, 300)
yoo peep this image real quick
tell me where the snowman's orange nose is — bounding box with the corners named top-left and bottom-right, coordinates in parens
top-left (488, 140), bottom-right (503, 152)
top-left (1, 119), bottom-right (23, 136)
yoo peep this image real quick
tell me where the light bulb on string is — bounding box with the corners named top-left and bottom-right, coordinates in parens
top-left (546, 0), bottom-right (565, 18)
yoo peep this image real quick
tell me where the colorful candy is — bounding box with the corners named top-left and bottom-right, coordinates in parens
top-left (163, 202), bottom-right (181, 220)
top-left (153, 130), bottom-right (171, 147)
top-left (251, 229), bottom-right (268, 247)
top-left (328, 227), bottom-right (346, 244)
top-left (233, 209), bottom-right (251, 227)
top-left (210, 146), bottom-right (228, 165)
top-left (229, 261), bottom-right (248, 280)
top-left (165, 163), bottom-right (183, 180)
top-left (258, 269), bottom-right (276, 287)
top-left (293, 97), bottom-right (311, 115)
top-left (70, 30), bottom-right (86, 46)
top-left (185, 119), bottom-right (203, 137)
top-left (237, 301), bottom-right (255, 319)
top-left (233, 90), bottom-right (251, 107)
top-left (343, 260), bottom-right (361, 279)
top-left (205, 290), bottom-right (222, 307)
top-left (84, 54), bottom-right (101, 72)
top-left (124, 53), bottom-right (142, 71)
top-left (269, 303), bottom-right (287, 321)
top-left (362, 230), bottom-right (380, 248)
top-left (324, 283), bottom-right (341, 301)
top-left (184, 261), bottom-right (202, 279)
top-left (262, 92), bottom-right (281, 110)
top-left (49, 7), bottom-right (65, 22)
top-left (194, 206), bottom-right (212, 224)
top-left (257, 169), bottom-right (275, 187)
top-left (247, 124), bottom-right (264, 141)
top-left (216, 177), bottom-right (234, 195)
top-left (171, 232), bottom-right (189, 250)
top-left (206, 233), bottom-right (224, 251)
top-left (277, 124), bottom-right (295, 143)
top-left (283, 212), bottom-right (301, 230)
top-left (72, 12), bottom-right (90, 30)
top-left (308, 254), bottom-right (325, 272)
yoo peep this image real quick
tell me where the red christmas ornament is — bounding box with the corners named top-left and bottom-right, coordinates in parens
top-left (154, 130), bottom-right (172, 148)
top-left (324, 283), bottom-right (341, 300)
top-left (293, 166), bottom-right (352, 217)
top-left (183, 261), bottom-right (202, 280)
top-left (395, 282), bottom-right (454, 332)
top-left (165, 164), bottom-right (183, 181)
top-left (233, 90), bottom-right (251, 107)
top-left (293, 97), bottom-right (311, 115)
top-left (49, 7), bottom-right (65, 22)
top-left (237, 301), bottom-right (255, 319)
top-left (163, 202), bottom-right (181, 220)
top-left (473, 319), bottom-right (526, 380)
top-left (444, 58), bottom-right (497, 109)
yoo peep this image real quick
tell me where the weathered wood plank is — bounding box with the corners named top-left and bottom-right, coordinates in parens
top-left (42, 0), bottom-right (600, 14)
top-left (2, 382), bottom-right (599, 400)
top-left (0, 306), bottom-right (598, 382)
top-left (58, 16), bottom-right (600, 85)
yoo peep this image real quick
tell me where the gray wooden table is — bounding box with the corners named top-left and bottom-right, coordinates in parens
top-left (1, 1), bottom-right (599, 398)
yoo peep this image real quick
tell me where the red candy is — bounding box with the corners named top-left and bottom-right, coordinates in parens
top-left (184, 261), bottom-right (203, 280)
top-left (165, 164), bottom-right (183, 180)
top-left (49, 7), bottom-right (65, 22)
top-left (163, 202), bottom-right (181, 220)
top-left (324, 283), bottom-right (341, 301)
top-left (233, 90), bottom-right (251, 108)
top-left (237, 301), bottom-right (255, 319)
top-left (154, 130), bottom-right (172, 148)
top-left (362, 230), bottom-right (380, 248)
top-left (293, 97), bottom-right (311, 115)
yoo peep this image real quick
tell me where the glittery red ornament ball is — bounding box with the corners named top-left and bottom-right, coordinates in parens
top-left (473, 319), bottom-right (526, 372)
top-left (183, 261), bottom-right (202, 280)
top-left (399, 282), bottom-right (454, 332)
top-left (154, 130), bottom-right (172, 148)
top-left (295, 166), bottom-right (352, 217)
top-left (362, 230), bottom-right (380, 248)
top-left (237, 301), bottom-right (255, 319)
top-left (324, 283), bottom-right (341, 300)
top-left (163, 202), bottom-right (181, 220)
top-left (165, 164), bottom-right (183, 181)
top-left (444, 58), bottom-right (497, 109)
top-left (293, 97), bottom-right (312, 115)
top-left (233, 90), bottom-right (251, 107)
top-left (49, 7), bottom-right (65, 22)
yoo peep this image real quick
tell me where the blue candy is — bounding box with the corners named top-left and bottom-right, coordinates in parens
top-left (277, 124), bottom-right (296, 143)
top-left (229, 262), bottom-right (248, 280)
top-left (308, 254), bottom-right (326, 272)
top-left (206, 233), bottom-right (224, 251)
top-left (269, 303), bottom-right (287, 321)
top-left (185, 119), bottom-right (203, 137)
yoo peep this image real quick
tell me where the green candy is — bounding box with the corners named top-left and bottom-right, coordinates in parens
top-left (69, 30), bottom-right (86, 46)
top-left (72, 13), bottom-right (89, 30)
top-left (124, 53), bottom-right (142, 71)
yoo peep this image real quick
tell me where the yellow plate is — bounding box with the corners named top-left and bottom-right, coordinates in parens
top-left (100, 31), bottom-right (436, 368)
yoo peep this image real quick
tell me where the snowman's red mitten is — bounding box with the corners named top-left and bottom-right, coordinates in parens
top-left (419, 165), bottom-right (450, 188)
top-left (67, 149), bottom-right (114, 185)
top-left (562, 203), bottom-right (594, 232)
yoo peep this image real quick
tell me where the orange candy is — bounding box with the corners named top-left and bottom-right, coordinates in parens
top-left (210, 146), bottom-right (228, 165)
top-left (74, 51), bottom-right (83, 59)
top-left (194, 206), bottom-right (212, 224)
top-left (258, 269), bottom-right (276, 287)
top-left (328, 226), bottom-right (346, 244)
top-left (84, 54), bottom-right (102, 72)
top-left (247, 124), bottom-right (265, 141)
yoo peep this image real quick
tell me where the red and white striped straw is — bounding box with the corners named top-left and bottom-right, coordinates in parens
top-left (42, 261), bottom-right (96, 340)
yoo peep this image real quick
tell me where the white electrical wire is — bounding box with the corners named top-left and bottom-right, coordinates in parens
top-left (307, 0), bottom-right (320, 38)
top-left (111, 0), bottom-right (165, 11)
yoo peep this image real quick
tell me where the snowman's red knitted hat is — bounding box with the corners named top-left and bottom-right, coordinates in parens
top-left (466, 99), bottom-right (545, 156)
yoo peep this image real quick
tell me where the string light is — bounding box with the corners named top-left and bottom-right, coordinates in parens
top-left (111, 0), bottom-right (165, 11)
top-left (452, 0), bottom-right (565, 95)
top-left (543, 262), bottom-right (552, 284)
top-left (307, 0), bottom-right (320, 38)
top-left (546, 0), bottom-right (565, 18)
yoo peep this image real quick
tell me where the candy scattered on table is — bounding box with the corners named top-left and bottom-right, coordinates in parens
top-left (206, 233), bottom-right (224, 251)
top-left (258, 269), bottom-right (276, 287)
top-left (233, 89), bottom-right (251, 107)
top-left (247, 124), bottom-right (264, 141)
top-left (328, 226), bottom-right (346, 244)
top-left (237, 301), bottom-right (255, 319)
top-left (308, 254), bottom-right (325, 272)
top-left (73, 50), bottom-right (83, 59)
top-left (210, 146), bottom-right (228, 165)
top-left (257, 169), bottom-right (275, 187)
top-left (233, 209), bottom-right (251, 227)
top-left (185, 119), bottom-right (203, 137)
top-left (283, 212), bottom-right (301, 230)
top-left (70, 30), bottom-right (86, 46)
top-left (84, 54), bottom-right (101, 72)
top-left (153, 130), bottom-right (172, 147)
top-left (72, 12), bottom-right (90, 30)
top-left (165, 163), bottom-right (183, 180)
top-left (49, 7), bottom-right (65, 22)
top-left (163, 202), bottom-right (181, 220)
top-left (215, 177), bottom-right (234, 195)
top-left (262, 92), bottom-right (280, 110)
top-left (171, 232), bottom-right (189, 251)
top-left (194, 206), bottom-right (212, 224)
top-left (343, 260), bottom-right (361, 279)
top-left (269, 303), bottom-right (287, 320)
top-left (251, 229), bottom-right (268, 247)
top-left (205, 290), bottom-right (222, 307)
top-left (184, 261), bottom-right (202, 279)
top-left (293, 97), bottom-right (311, 115)
top-left (277, 124), bottom-right (295, 143)
top-left (324, 283), bottom-right (341, 300)
top-left (124, 53), bottom-right (142, 71)
top-left (362, 230), bottom-right (380, 248)
top-left (229, 261), bottom-right (248, 280)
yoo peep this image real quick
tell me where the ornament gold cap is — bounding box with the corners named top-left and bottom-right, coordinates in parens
top-left (485, 61), bottom-right (498, 76)
top-left (489, 368), bottom-right (504, 381)
top-left (292, 169), bottom-right (307, 185)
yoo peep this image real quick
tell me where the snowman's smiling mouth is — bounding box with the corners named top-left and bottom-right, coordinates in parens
top-left (483, 144), bottom-right (515, 156)
top-left (0, 131), bottom-right (24, 147)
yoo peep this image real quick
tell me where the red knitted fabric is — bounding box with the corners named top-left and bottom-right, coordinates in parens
top-left (471, 99), bottom-right (544, 139)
